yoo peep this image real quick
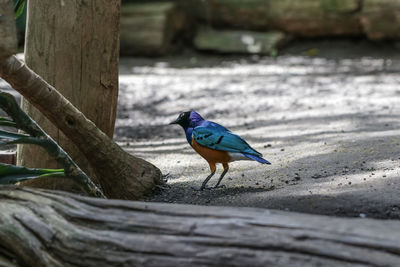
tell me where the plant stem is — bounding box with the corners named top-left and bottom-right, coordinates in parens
top-left (0, 92), bottom-right (105, 198)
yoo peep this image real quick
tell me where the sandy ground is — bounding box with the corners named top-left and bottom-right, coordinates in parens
top-left (116, 40), bottom-right (400, 219)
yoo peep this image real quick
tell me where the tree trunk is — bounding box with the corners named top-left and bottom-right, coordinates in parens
top-left (19, 0), bottom-right (120, 192)
top-left (0, 0), bottom-right (17, 60)
top-left (0, 55), bottom-right (162, 199)
top-left (0, 186), bottom-right (399, 266)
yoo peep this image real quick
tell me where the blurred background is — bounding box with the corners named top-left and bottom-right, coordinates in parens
top-left (14, 0), bottom-right (400, 56)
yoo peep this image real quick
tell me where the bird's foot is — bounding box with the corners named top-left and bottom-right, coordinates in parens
top-left (155, 184), bottom-right (170, 190)
top-left (191, 185), bottom-right (213, 191)
top-left (213, 184), bottom-right (226, 189)
top-left (161, 173), bottom-right (171, 183)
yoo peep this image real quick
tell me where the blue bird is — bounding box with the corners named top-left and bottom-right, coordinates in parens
top-left (170, 110), bottom-right (271, 190)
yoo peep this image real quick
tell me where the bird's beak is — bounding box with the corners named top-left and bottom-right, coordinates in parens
top-left (169, 119), bottom-right (179, 125)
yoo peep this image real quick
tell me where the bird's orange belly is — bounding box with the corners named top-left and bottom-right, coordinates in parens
top-left (192, 139), bottom-right (232, 164)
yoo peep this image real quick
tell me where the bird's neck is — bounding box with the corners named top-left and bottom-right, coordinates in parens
top-left (183, 119), bottom-right (205, 145)
top-left (184, 127), bottom-right (193, 145)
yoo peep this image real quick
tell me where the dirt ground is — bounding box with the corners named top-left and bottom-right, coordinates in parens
top-left (1, 40), bottom-right (399, 219)
top-left (116, 39), bottom-right (400, 219)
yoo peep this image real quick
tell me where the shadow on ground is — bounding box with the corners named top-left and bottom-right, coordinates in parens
top-left (115, 41), bottom-right (400, 219)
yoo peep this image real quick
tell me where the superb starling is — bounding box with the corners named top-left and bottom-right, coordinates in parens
top-left (170, 111), bottom-right (270, 190)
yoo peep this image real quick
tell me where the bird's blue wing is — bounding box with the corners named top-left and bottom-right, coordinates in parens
top-left (192, 126), bottom-right (262, 156)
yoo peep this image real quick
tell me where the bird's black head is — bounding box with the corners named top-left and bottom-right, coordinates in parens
top-left (169, 111), bottom-right (192, 129)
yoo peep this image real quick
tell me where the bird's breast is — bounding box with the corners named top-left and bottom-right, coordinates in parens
top-left (192, 139), bottom-right (232, 164)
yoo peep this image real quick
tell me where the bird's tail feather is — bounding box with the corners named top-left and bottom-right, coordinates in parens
top-left (243, 153), bottom-right (271, 164)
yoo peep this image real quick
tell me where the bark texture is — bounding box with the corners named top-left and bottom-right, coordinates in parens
top-left (19, 0), bottom-right (120, 191)
top-left (0, 0), bottom-right (17, 59)
top-left (0, 56), bottom-right (162, 199)
top-left (0, 186), bottom-right (400, 267)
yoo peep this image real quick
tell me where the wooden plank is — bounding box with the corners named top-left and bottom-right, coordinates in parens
top-left (0, 186), bottom-right (399, 266)
top-left (0, 0), bottom-right (17, 59)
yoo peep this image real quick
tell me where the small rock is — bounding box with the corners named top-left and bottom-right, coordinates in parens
top-left (312, 174), bottom-right (322, 179)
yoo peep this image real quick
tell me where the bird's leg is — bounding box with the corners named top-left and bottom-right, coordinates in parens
top-left (196, 162), bottom-right (216, 190)
top-left (214, 163), bottom-right (229, 188)
top-left (199, 171), bottom-right (216, 190)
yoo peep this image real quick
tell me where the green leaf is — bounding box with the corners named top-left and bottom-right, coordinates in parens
top-left (0, 129), bottom-right (29, 140)
top-left (14, 0), bottom-right (26, 19)
top-left (0, 163), bottom-right (65, 184)
top-left (0, 92), bottom-right (44, 137)
top-left (0, 136), bottom-right (55, 151)
top-left (0, 117), bottom-right (17, 128)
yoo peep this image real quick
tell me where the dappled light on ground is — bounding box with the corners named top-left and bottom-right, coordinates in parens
top-left (116, 51), bottom-right (400, 219)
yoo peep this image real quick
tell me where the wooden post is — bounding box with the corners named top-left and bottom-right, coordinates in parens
top-left (19, 0), bottom-right (120, 191)
top-left (0, 0), bottom-right (17, 59)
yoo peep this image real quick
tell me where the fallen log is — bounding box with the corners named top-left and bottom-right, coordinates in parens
top-left (120, 2), bottom-right (186, 56)
top-left (195, 0), bottom-right (362, 37)
top-left (1, 186), bottom-right (399, 266)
